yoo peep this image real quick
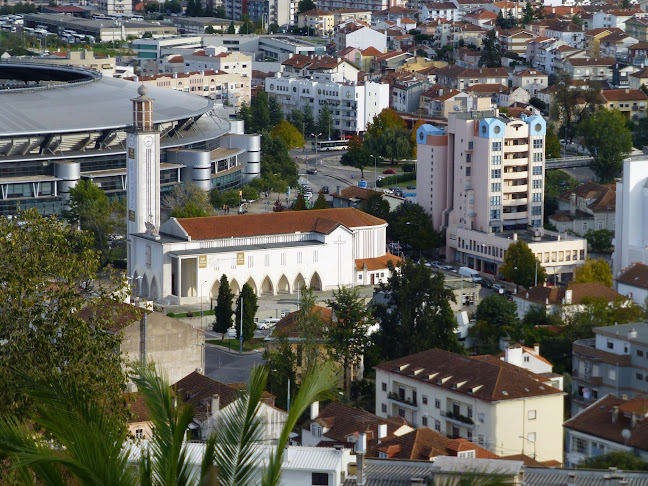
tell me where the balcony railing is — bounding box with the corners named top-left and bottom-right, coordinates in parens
top-left (442, 410), bottom-right (474, 425)
top-left (388, 392), bottom-right (418, 407)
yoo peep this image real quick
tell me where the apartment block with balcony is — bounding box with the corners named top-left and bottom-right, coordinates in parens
top-left (416, 112), bottom-right (587, 283)
top-left (375, 349), bottom-right (565, 463)
top-left (571, 322), bottom-right (648, 417)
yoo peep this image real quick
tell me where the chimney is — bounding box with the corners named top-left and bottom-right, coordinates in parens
top-left (310, 401), bottom-right (319, 420)
top-left (628, 328), bottom-right (637, 339)
top-left (534, 343), bottom-right (540, 354)
top-left (626, 88), bottom-right (630, 93)
top-left (568, 472), bottom-right (577, 486)
top-left (284, 445), bottom-right (294, 462)
top-left (378, 423), bottom-right (388, 439)
top-left (211, 394), bottom-right (220, 416)
top-left (513, 233), bottom-right (518, 241)
top-left (632, 412), bottom-right (638, 428)
top-left (612, 406), bottom-right (619, 423)
top-left (357, 432), bottom-right (367, 485)
top-left (565, 289), bottom-right (573, 305)
top-left (570, 192), bottom-right (577, 216)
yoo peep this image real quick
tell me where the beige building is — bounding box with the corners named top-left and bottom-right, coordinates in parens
top-left (599, 88), bottom-right (648, 120)
top-left (416, 112), bottom-right (587, 284)
top-left (78, 302), bottom-right (205, 388)
top-left (125, 70), bottom-right (251, 106)
top-left (37, 49), bottom-right (117, 77)
top-left (375, 349), bottom-right (565, 463)
top-left (298, 8), bottom-right (336, 36)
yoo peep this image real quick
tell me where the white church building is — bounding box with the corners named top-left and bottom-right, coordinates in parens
top-left (124, 84), bottom-right (398, 304)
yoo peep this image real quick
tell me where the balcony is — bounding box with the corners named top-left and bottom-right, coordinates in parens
top-left (503, 197), bottom-right (527, 206)
top-left (503, 211), bottom-right (528, 220)
top-left (504, 143), bottom-right (528, 152)
top-left (504, 157), bottom-right (529, 166)
top-left (442, 410), bottom-right (474, 427)
top-left (504, 184), bottom-right (528, 192)
top-left (388, 392), bottom-right (418, 409)
top-left (503, 171), bottom-right (528, 180)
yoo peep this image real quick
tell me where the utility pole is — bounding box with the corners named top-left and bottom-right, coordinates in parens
top-left (239, 294), bottom-right (244, 354)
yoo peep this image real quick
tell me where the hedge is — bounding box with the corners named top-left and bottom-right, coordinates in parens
top-left (377, 172), bottom-right (416, 187)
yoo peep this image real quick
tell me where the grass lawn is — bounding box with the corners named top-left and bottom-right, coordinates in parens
top-left (206, 338), bottom-right (265, 352)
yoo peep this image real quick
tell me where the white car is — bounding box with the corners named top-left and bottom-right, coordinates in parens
top-left (492, 284), bottom-right (505, 294)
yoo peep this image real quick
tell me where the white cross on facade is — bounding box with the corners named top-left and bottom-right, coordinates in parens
top-left (334, 235), bottom-right (347, 285)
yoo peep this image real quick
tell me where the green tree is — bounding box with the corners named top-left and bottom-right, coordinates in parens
top-left (236, 283), bottom-right (258, 342)
top-left (340, 146), bottom-right (372, 178)
top-left (370, 125), bottom-right (413, 163)
top-left (144, 1), bottom-right (160, 13)
top-left (317, 103), bottom-right (334, 140)
top-left (312, 190), bottom-right (328, 209)
top-left (0, 209), bottom-right (129, 431)
top-left (360, 192), bottom-right (390, 220)
top-left (574, 258), bottom-right (613, 287)
top-left (579, 451), bottom-right (648, 471)
top-left (549, 72), bottom-right (601, 143)
top-left (545, 129), bottom-right (562, 159)
top-left (270, 120), bottom-right (305, 149)
top-left (241, 14), bottom-right (253, 34)
top-left (479, 29), bottom-right (501, 68)
top-left (470, 295), bottom-right (522, 351)
top-left (373, 259), bottom-right (463, 360)
top-left (214, 5), bottom-right (226, 17)
top-left (226, 20), bottom-right (236, 34)
top-left (297, 0), bottom-right (316, 13)
top-left (163, 182), bottom-right (214, 219)
top-left (295, 287), bottom-right (326, 374)
top-left (301, 105), bottom-right (316, 135)
top-left (293, 192), bottom-right (308, 210)
top-left (365, 108), bottom-right (406, 141)
top-left (238, 101), bottom-right (252, 132)
top-left (242, 185), bottom-right (259, 201)
top-left (523, 0), bottom-right (535, 24)
top-left (186, 0), bottom-right (203, 16)
top-left (388, 201), bottom-right (440, 257)
top-left (579, 108), bottom-right (633, 182)
top-left (205, 25), bottom-right (216, 34)
top-left (63, 179), bottom-right (113, 263)
top-left (164, 0), bottom-right (182, 13)
top-left (249, 91), bottom-right (271, 134)
top-left (571, 13), bottom-right (583, 27)
top-left (584, 229), bottom-right (613, 252)
top-left (222, 188), bottom-right (241, 208)
top-left (263, 339), bottom-right (296, 410)
top-left (327, 286), bottom-right (370, 395)
top-left (213, 274), bottom-right (234, 337)
top-left (268, 95), bottom-right (283, 127)
top-left (259, 134), bottom-right (299, 187)
top-left (500, 240), bottom-right (547, 289)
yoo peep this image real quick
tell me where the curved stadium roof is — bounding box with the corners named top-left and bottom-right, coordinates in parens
top-left (0, 62), bottom-right (216, 137)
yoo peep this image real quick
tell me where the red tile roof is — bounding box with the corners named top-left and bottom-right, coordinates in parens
top-left (272, 305), bottom-right (332, 339)
top-left (375, 349), bottom-right (563, 402)
top-left (77, 301), bottom-right (144, 333)
top-left (616, 263), bottom-right (648, 290)
top-left (355, 253), bottom-right (402, 271)
top-left (565, 57), bottom-right (616, 67)
top-left (519, 282), bottom-right (626, 306)
top-left (557, 181), bottom-right (616, 211)
top-left (601, 88), bottom-right (648, 102)
top-left (173, 208), bottom-right (386, 241)
top-left (362, 46), bottom-right (383, 56)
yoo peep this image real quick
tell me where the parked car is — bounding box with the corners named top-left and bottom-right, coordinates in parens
top-left (321, 186), bottom-right (329, 194)
top-left (306, 168), bottom-right (317, 175)
top-left (480, 279), bottom-right (494, 289)
top-left (492, 284), bottom-right (505, 294)
top-left (383, 168), bottom-right (396, 174)
top-left (388, 242), bottom-right (402, 252)
top-left (406, 185), bottom-right (416, 190)
top-left (442, 265), bottom-right (454, 271)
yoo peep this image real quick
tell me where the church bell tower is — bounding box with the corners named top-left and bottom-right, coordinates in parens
top-left (126, 85), bottom-right (161, 277)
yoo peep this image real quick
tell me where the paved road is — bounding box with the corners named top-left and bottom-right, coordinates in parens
top-left (205, 345), bottom-right (265, 384)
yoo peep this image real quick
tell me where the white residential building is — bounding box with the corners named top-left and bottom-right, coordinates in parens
top-left (98, 0), bottom-right (131, 16)
top-left (416, 113), bottom-right (587, 284)
top-left (334, 22), bottom-right (387, 53)
top-left (421, 2), bottom-right (462, 22)
top-left (616, 262), bottom-right (648, 305)
top-left (500, 343), bottom-right (554, 376)
top-left (265, 73), bottom-right (389, 134)
top-left (614, 157), bottom-right (648, 277)
top-left (375, 348), bottom-right (565, 463)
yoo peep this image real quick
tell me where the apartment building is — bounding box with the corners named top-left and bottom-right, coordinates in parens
top-left (334, 22), bottom-right (387, 53)
top-left (246, 0), bottom-right (296, 27)
top-left (98, 0), bottom-right (131, 15)
top-left (421, 2), bottom-right (462, 22)
top-left (298, 9), bottom-right (335, 36)
top-left (314, 0), bottom-right (394, 12)
top-left (613, 157), bottom-right (648, 277)
top-left (265, 72), bottom-right (389, 134)
top-left (511, 69), bottom-right (549, 98)
top-left (434, 66), bottom-right (508, 90)
top-left (384, 71), bottom-right (430, 113)
top-left (572, 322), bottom-right (648, 416)
top-left (416, 113), bottom-right (587, 283)
top-left (124, 70), bottom-right (251, 106)
top-left (375, 349), bottom-right (565, 463)
top-left (281, 54), bottom-right (360, 82)
top-left (600, 89), bottom-right (648, 120)
top-left (549, 181), bottom-right (616, 235)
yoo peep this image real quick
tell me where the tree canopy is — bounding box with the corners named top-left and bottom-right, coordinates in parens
top-left (235, 283), bottom-right (258, 341)
top-left (270, 120), bottom-right (305, 150)
top-left (372, 259), bottom-right (463, 360)
top-left (213, 274), bottom-right (234, 336)
top-left (340, 146), bottom-right (372, 178)
top-left (574, 258), bottom-right (613, 287)
top-left (584, 229), bottom-right (613, 252)
top-left (0, 209), bottom-right (128, 430)
top-left (388, 201), bottom-right (440, 256)
top-left (579, 108), bottom-right (632, 182)
top-left (297, 0), bottom-right (316, 13)
top-left (163, 182), bottom-right (214, 219)
top-left (578, 451), bottom-right (648, 471)
top-left (500, 240), bottom-right (546, 288)
top-left (479, 29), bottom-right (501, 68)
top-left (312, 190), bottom-right (328, 209)
top-left (549, 72), bottom-right (601, 142)
top-left (470, 295), bottom-right (521, 352)
top-left (361, 192), bottom-right (391, 221)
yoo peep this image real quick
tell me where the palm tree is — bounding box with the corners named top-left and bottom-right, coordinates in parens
top-left (0, 362), bottom-right (340, 485)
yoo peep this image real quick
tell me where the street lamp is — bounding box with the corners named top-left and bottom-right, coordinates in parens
top-left (311, 132), bottom-right (322, 165)
top-left (200, 280), bottom-right (208, 329)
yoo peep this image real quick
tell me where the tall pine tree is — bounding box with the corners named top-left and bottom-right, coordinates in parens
top-left (235, 283), bottom-right (258, 342)
top-left (213, 274), bottom-right (234, 337)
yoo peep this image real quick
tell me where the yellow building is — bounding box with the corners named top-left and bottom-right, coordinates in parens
top-left (298, 9), bottom-right (336, 37)
top-left (584, 27), bottom-right (623, 57)
top-left (599, 88), bottom-right (648, 120)
top-left (398, 57), bottom-right (447, 74)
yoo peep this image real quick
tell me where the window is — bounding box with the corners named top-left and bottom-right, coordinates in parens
top-left (528, 432), bottom-right (536, 443)
top-left (573, 437), bottom-right (586, 454)
top-left (422, 395), bottom-right (428, 405)
top-left (638, 349), bottom-right (645, 357)
top-left (381, 403), bottom-right (387, 413)
top-left (533, 166), bottom-right (542, 175)
top-left (467, 430), bottom-right (473, 441)
top-left (491, 155), bottom-right (502, 165)
top-left (435, 399), bottom-right (441, 409)
top-left (478, 413), bottom-right (485, 423)
top-left (532, 206), bottom-right (542, 216)
top-left (533, 139), bottom-right (543, 149)
top-left (312, 472), bottom-right (329, 485)
top-left (478, 435), bottom-right (484, 445)
top-left (532, 192), bottom-right (542, 202)
top-left (533, 180), bottom-right (542, 189)
top-left (491, 182), bottom-right (501, 192)
top-left (491, 169), bottom-right (501, 179)
top-left (492, 141), bottom-right (502, 151)
top-left (135, 428), bottom-right (144, 439)
top-left (466, 166), bottom-right (471, 176)
top-left (490, 196), bottom-right (501, 206)
top-left (311, 423), bottom-right (322, 437)
top-left (637, 372), bottom-right (644, 381)
top-left (608, 368), bottom-right (617, 380)
top-left (398, 408), bottom-right (405, 418)
top-left (607, 341), bottom-right (614, 350)
top-left (533, 152), bottom-right (543, 162)
top-left (491, 209), bottom-right (501, 220)
top-left (528, 410), bottom-right (536, 420)
top-left (422, 416), bottom-right (428, 426)
top-left (382, 382), bottom-right (387, 392)
top-left (435, 419), bottom-right (441, 431)
top-left (467, 406), bottom-right (473, 418)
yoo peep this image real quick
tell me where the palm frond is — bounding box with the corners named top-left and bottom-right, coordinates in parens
top-left (200, 433), bottom-right (217, 485)
top-left (132, 362), bottom-right (196, 486)
top-left (213, 365), bottom-right (267, 486)
top-left (261, 361), bottom-right (340, 486)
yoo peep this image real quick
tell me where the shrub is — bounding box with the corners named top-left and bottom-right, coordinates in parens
top-left (402, 163), bottom-right (416, 173)
top-left (377, 173), bottom-right (416, 187)
top-left (186, 311), bottom-right (194, 318)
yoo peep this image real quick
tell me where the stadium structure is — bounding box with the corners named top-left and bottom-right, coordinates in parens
top-left (0, 60), bottom-right (259, 216)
